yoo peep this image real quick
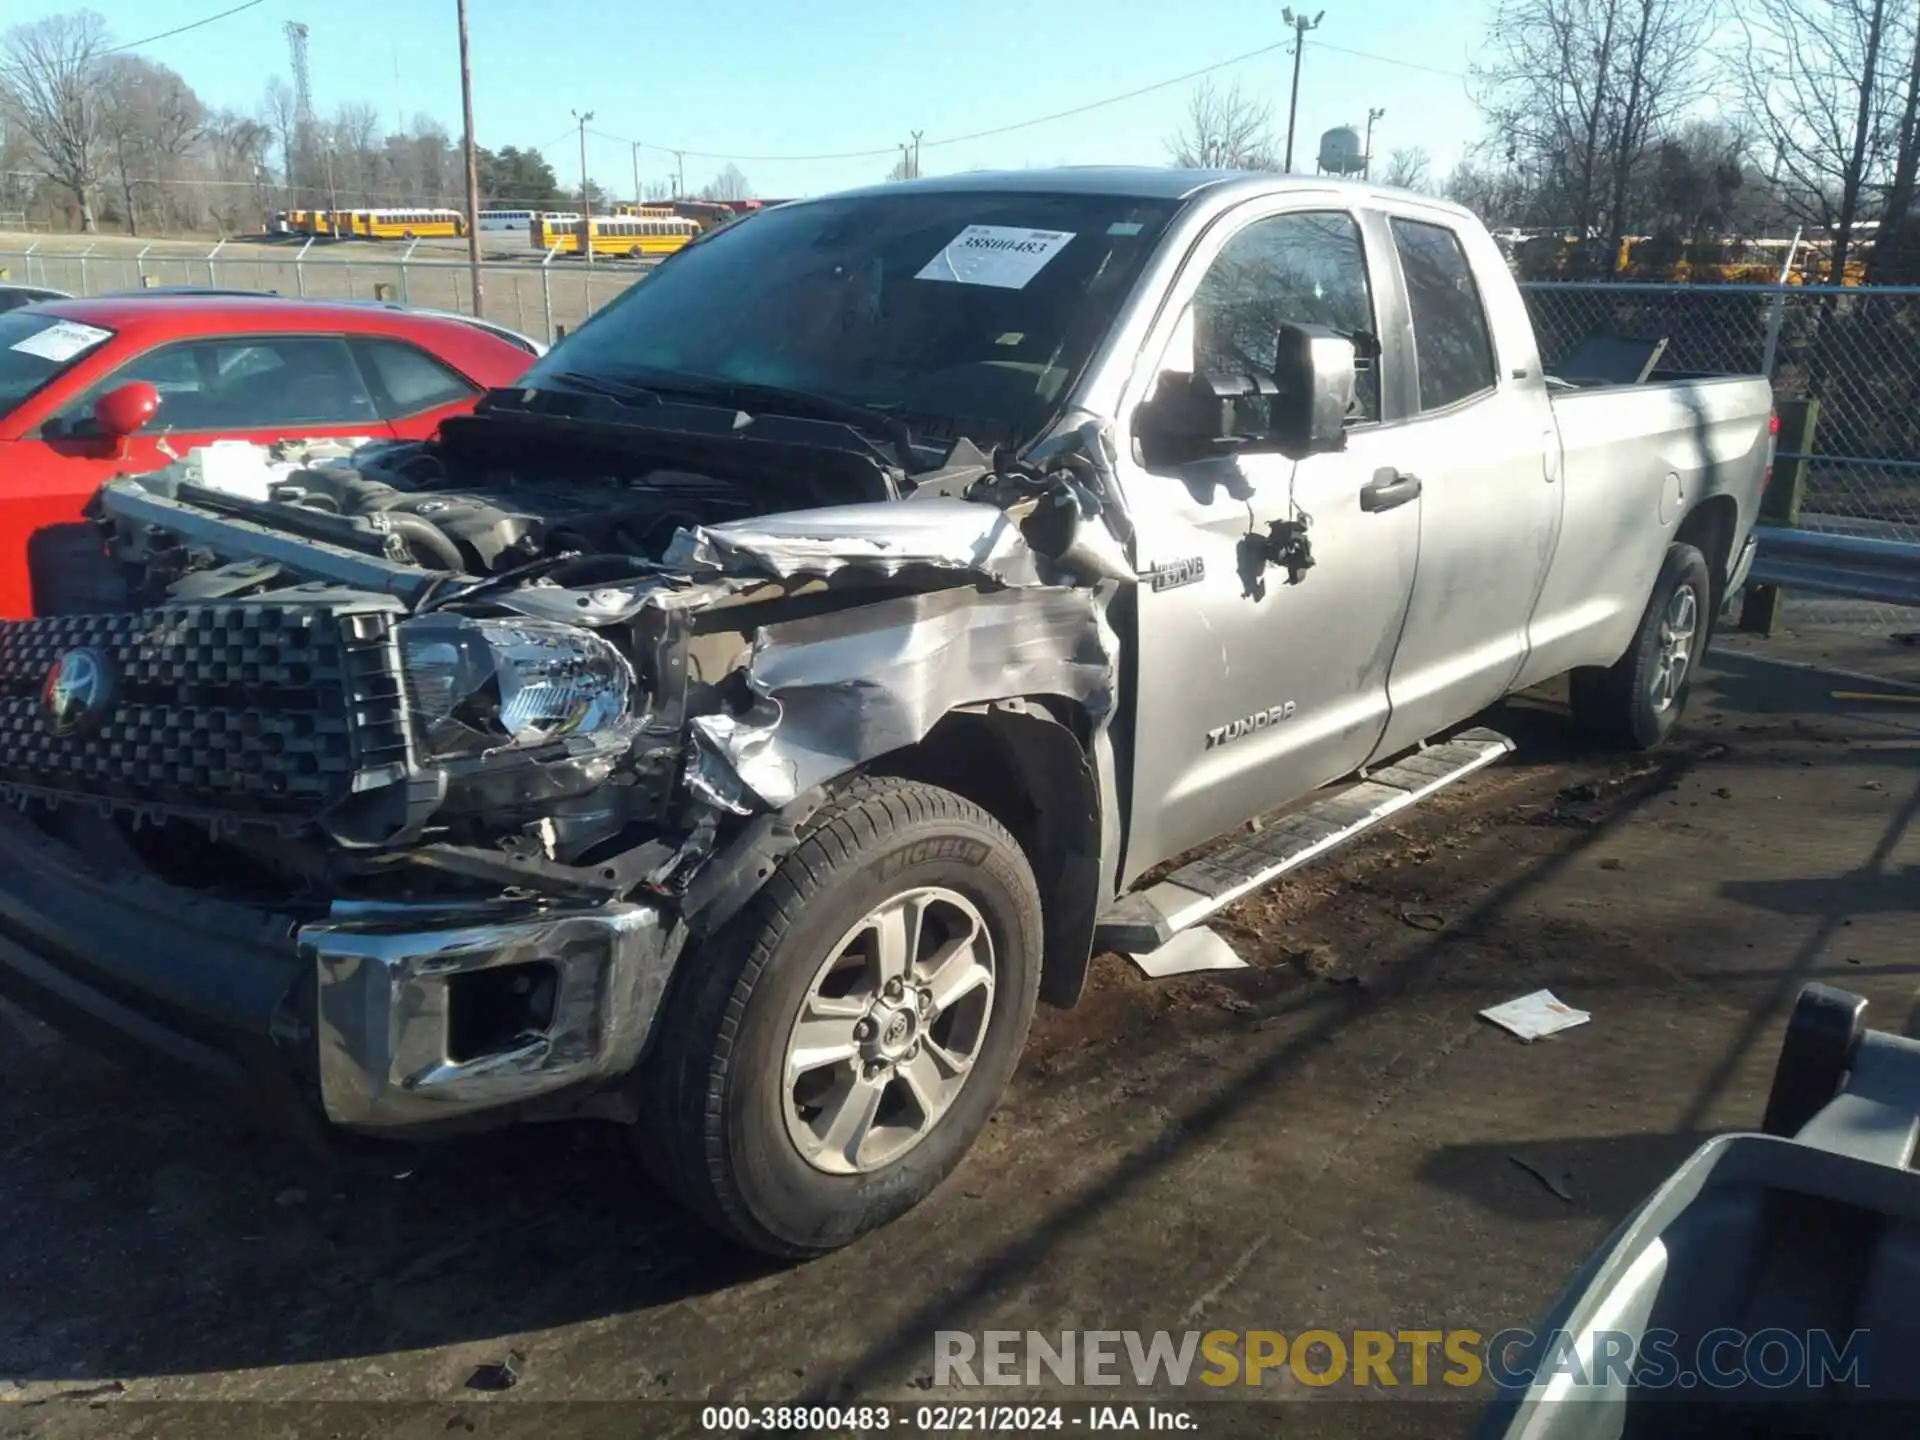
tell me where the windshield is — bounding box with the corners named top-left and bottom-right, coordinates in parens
top-left (0, 310), bottom-right (115, 419)
top-left (516, 189), bottom-right (1181, 449)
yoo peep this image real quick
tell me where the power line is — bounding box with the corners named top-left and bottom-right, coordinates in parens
top-left (0, 0), bottom-right (269, 76)
top-left (102, 0), bottom-right (269, 56)
top-left (1307, 38), bottom-right (1468, 80)
top-left (580, 36), bottom-right (1300, 166)
top-left (928, 40), bottom-right (1294, 149)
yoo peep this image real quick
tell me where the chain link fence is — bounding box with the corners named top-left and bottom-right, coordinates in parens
top-left (1520, 281), bottom-right (1920, 543)
top-left (0, 244), bottom-right (647, 344)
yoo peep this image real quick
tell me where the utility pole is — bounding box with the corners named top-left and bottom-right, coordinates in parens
top-left (1281, 8), bottom-right (1325, 174)
top-left (910, 129), bottom-right (924, 179)
top-left (455, 0), bottom-right (485, 316)
top-left (1363, 106), bottom-right (1384, 181)
top-left (324, 142), bottom-right (339, 221)
top-left (631, 140), bottom-right (642, 209)
top-left (572, 107), bottom-right (595, 265)
top-left (673, 150), bottom-right (685, 200)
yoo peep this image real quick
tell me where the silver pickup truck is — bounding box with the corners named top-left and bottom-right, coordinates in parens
top-left (0, 169), bottom-right (1774, 1257)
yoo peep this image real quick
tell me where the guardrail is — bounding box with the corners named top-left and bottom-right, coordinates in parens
top-left (1750, 528), bottom-right (1920, 609)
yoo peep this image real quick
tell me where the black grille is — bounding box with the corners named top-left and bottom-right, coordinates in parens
top-left (0, 602), bottom-right (411, 825)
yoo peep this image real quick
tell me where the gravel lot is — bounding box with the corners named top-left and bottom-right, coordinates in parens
top-left (3, 608), bottom-right (1917, 1438)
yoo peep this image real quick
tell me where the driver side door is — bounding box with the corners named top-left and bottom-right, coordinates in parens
top-left (1113, 203), bottom-right (1423, 888)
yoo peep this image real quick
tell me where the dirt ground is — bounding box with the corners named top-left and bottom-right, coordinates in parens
top-left (0, 230), bottom-right (637, 339)
top-left (2, 612), bottom-right (1918, 1439)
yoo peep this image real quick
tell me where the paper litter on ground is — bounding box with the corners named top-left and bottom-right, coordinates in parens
top-left (1480, 989), bottom-right (1591, 1042)
top-left (1123, 925), bottom-right (1249, 979)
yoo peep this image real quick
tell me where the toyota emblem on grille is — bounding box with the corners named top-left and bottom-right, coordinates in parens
top-left (42, 647), bottom-right (117, 738)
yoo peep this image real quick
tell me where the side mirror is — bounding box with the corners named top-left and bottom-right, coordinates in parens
top-left (1270, 322), bottom-right (1356, 459)
top-left (1133, 369), bottom-right (1273, 468)
top-left (1133, 322), bottom-right (1357, 467)
top-left (93, 381), bottom-right (160, 445)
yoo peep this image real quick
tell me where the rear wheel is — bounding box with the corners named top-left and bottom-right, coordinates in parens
top-left (638, 777), bottom-right (1042, 1257)
top-left (1569, 541), bottom-right (1712, 749)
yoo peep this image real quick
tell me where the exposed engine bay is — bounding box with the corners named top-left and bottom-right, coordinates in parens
top-left (106, 432), bottom-right (858, 589)
top-left (17, 422), bottom-right (1125, 923)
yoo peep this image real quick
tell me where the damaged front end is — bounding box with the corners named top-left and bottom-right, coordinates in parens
top-left (1, 429), bottom-right (1131, 1135)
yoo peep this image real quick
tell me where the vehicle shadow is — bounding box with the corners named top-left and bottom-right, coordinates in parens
top-left (0, 1046), bottom-right (769, 1382)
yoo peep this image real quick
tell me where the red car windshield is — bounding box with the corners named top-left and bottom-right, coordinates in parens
top-left (0, 310), bottom-right (116, 420)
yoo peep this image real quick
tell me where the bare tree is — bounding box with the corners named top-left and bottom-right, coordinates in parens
top-left (1380, 146), bottom-right (1433, 191)
top-left (1870, 4), bottom-right (1920, 279)
top-left (203, 108), bottom-right (271, 233)
top-left (1444, 157), bottom-right (1536, 224)
top-left (1597, 0), bottom-right (1712, 268)
top-left (261, 77), bottom-right (298, 200)
top-left (1740, 0), bottom-right (1899, 282)
top-left (329, 102), bottom-right (381, 204)
top-left (699, 162), bottom-right (753, 201)
top-left (0, 10), bottom-right (110, 231)
top-left (1472, 0), bottom-right (1709, 270)
top-left (97, 56), bottom-right (203, 233)
top-left (1165, 80), bottom-right (1279, 171)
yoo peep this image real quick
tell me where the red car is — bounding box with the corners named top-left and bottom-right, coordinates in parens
top-left (0, 296), bottom-right (539, 618)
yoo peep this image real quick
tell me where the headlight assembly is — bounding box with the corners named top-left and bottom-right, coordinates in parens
top-left (398, 614), bottom-right (636, 760)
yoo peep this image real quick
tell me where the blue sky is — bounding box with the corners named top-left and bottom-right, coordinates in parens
top-left (21, 0), bottom-right (1490, 200)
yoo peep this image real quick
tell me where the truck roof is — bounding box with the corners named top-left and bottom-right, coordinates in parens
top-left (827, 166), bottom-right (1474, 216)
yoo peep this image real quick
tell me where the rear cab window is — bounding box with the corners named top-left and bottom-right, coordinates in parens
top-left (0, 311), bottom-right (115, 421)
top-left (1390, 217), bottom-right (1498, 412)
top-left (355, 338), bottom-right (479, 417)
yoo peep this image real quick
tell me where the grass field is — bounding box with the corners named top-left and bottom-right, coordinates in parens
top-left (0, 230), bottom-right (646, 340)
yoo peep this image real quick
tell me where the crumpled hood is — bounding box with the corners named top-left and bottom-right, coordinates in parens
top-left (662, 496), bottom-right (1043, 587)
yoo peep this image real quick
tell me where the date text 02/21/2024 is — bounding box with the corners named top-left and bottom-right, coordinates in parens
top-left (699, 1404), bottom-right (1198, 1431)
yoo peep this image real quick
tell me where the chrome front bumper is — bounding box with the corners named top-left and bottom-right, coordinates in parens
top-left (306, 899), bottom-right (679, 1131)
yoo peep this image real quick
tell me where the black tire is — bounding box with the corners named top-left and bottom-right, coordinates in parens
top-left (1569, 541), bottom-right (1712, 750)
top-left (638, 776), bottom-right (1043, 1257)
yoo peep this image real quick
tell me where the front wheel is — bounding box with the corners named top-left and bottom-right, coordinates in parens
top-left (1569, 541), bottom-right (1712, 749)
top-left (637, 777), bottom-right (1043, 1257)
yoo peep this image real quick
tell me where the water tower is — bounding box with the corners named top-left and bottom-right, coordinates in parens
top-left (1317, 125), bottom-right (1366, 177)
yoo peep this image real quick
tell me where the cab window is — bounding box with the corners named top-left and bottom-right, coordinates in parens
top-left (56, 335), bottom-right (378, 432)
top-left (1390, 218), bottom-right (1498, 411)
top-left (1161, 209), bottom-right (1380, 427)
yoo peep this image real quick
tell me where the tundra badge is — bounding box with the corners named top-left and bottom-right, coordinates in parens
top-left (1206, 702), bottom-right (1296, 750)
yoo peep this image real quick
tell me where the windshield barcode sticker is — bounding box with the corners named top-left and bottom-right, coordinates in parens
top-left (10, 319), bottom-right (112, 363)
top-left (915, 225), bottom-right (1076, 290)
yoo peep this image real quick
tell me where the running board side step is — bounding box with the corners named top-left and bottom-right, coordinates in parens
top-left (1094, 728), bottom-right (1515, 957)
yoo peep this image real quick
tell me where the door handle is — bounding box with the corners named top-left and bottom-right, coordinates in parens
top-left (1360, 467), bottom-right (1422, 513)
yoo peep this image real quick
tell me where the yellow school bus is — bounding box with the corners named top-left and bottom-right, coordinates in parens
top-left (532, 213), bottom-right (700, 259)
top-left (345, 208), bottom-right (467, 240)
top-left (289, 209), bottom-right (334, 236)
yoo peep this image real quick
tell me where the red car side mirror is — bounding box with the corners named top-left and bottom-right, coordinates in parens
top-left (93, 381), bottom-right (159, 453)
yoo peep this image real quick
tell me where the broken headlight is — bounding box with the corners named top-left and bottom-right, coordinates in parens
top-left (398, 615), bottom-right (636, 760)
